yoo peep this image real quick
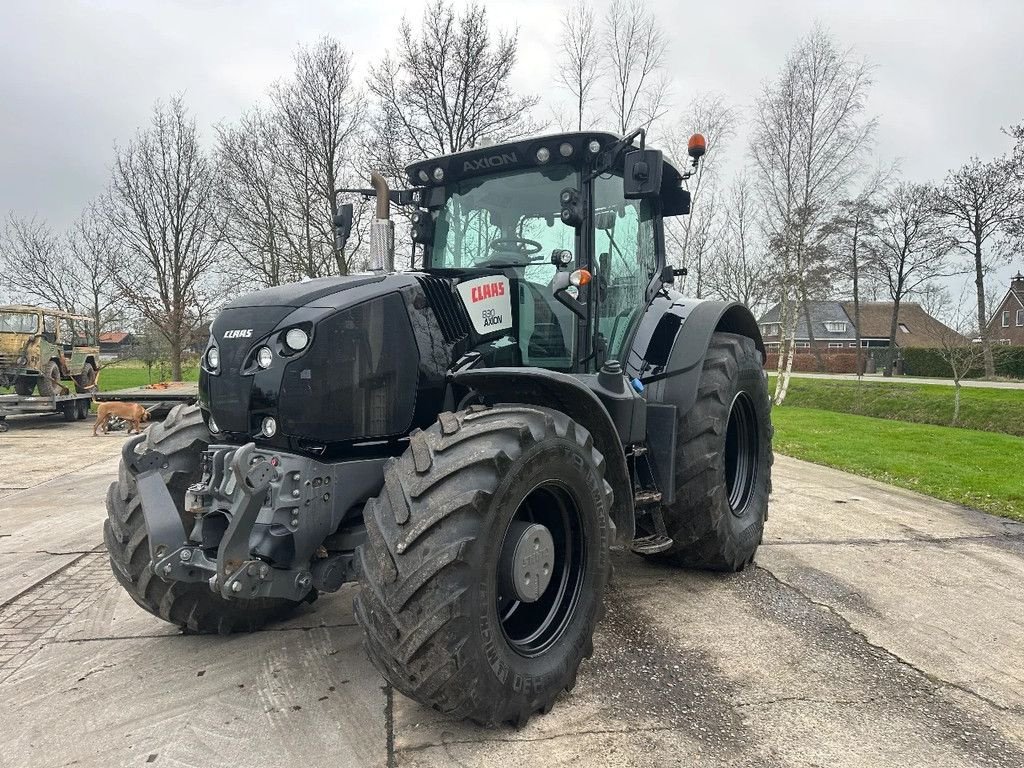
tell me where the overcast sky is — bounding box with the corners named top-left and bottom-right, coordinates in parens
top-left (2, 0), bottom-right (1022, 296)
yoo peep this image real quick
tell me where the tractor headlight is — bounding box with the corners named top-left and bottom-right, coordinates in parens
top-left (284, 328), bottom-right (309, 352)
top-left (206, 346), bottom-right (220, 370)
top-left (418, 169), bottom-right (430, 184)
top-left (535, 147), bottom-right (550, 164)
top-left (261, 416), bottom-right (277, 437)
top-left (17, 355), bottom-right (27, 366)
top-left (432, 166), bottom-right (444, 182)
top-left (559, 142), bottom-right (573, 158)
top-left (588, 139), bottom-right (601, 154)
top-left (256, 346), bottom-right (273, 369)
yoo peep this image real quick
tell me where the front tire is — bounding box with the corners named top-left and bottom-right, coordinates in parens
top-left (13, 376), bottom-right (34, 396)
top-left (655, 332), bottom-right (772, 571)
top-left (355, 405), bottom-right (612, 726)
top-left (103, 404), bottom-right (302, 633)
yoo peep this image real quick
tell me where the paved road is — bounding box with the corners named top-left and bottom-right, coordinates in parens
top-left (784, 371), bottom-right (1024, 389)
top-left (2, 419), bottom-right (1023, 767)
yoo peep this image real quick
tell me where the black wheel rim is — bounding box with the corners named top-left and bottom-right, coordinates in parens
top-left (725, 391), bottom-right (758, 516)
top-left (496, 481), bottom-right (586, 658)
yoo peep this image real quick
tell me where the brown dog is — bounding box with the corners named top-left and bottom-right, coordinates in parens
top-left (93, 402), bottom-right (151, 436)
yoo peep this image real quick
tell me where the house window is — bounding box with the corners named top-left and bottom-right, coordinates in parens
top-left (796, 341), bottom-right (810, 349)
top-left (1003, 311), bottom-right (1010, 327)
top-left (824, 321), bottom-right (847, 333)
top-left (898, 323), bottom-right (910, 334)
top-left (761, 323), bottom-right (780, 336)
top-left (1017, 309), bottom-right (1023, 327)
top-left (765, 342), bottom-right (780, 350)
top-left (828, 342), bottom-right (842, 348)
top-left (849, 343), bottom-right (857, 348)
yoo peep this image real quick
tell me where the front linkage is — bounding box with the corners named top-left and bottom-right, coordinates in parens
top-left (126, 439), bottom-right (367, 603)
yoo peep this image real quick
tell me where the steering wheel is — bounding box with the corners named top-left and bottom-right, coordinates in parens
top-left (478, 237), bottom-right (545, 266)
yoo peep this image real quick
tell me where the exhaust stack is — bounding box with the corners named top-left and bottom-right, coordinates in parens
top-left (369, 171), bottom-right (394, 273)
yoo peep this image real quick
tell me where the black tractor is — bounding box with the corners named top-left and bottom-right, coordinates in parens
top-left (103, 129), bottom-right (771, 726)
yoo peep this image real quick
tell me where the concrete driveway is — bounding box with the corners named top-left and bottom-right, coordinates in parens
top-left (2, 417), bottom-right (1022, 767)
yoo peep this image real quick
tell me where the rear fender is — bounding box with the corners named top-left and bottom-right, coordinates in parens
top-left (451, 368), bottom-right (634, 547)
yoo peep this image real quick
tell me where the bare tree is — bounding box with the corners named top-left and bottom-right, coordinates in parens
top-left (874, 182), bottom-right (955, 356)
top-left (1, 213), bottom-right (81, 312)
top-left (557, 1), bottom-right (602, 132)
top-left (603, 0), bottom-right (669, 134)
top-left (829, 164), bottom-right (894, 374)
top-left (926, 292), bottom-right (984, 425)
top-left (933, 155), bottom-right (1020, 378)
top-left (104, 96), bottom-right (220, 381)
top-left (68, 202), bottom-right (123, 337)
top-left (367, 0), bottom-right (538, 182)
top-left (664, 93), bottom-right (737, 296)
top-left (273, 37), bottom-right (365, 276)
top-left (706, 172), bottom-right (770, 313)
top-left (751, 25), bottom-right (876, 403)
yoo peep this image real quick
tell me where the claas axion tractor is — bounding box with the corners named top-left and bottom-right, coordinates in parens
top-left (104, 128), bottom-right (771, 726)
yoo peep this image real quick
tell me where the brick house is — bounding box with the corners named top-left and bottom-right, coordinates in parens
top-left (759, 300), bottom-right (964, 352)
top-left (986, 272), bottom-right (1024, 346)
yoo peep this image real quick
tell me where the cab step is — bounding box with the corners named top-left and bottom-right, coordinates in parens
top-left (630, 534), bottom-right (674, 555)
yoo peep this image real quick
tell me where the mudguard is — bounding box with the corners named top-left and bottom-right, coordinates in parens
top-left (451, 367), bottom-right (634, 547)
top-left (624, 293), bottom-right (765, 416)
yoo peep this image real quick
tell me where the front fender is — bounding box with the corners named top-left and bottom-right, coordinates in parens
top-left (625, 293), bottom-right (764, 415)
top-left (451, 367), bottom-right (634, 548)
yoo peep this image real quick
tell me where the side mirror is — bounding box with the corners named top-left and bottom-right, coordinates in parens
top-left (623, 149), bottom-right (664, 199)
top-left (333, 203), bottom-right (354, 252)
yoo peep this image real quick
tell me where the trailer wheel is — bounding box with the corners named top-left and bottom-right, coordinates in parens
top-left (62, 402), bottom-right (77, 422)
top-left (13, 377), bottom-right (35, 396)
top-left (76, 398), bottom-right (91, 420)
top-left (103, 403), bottom-right (302, 634)
top-left (655, 332), bottom-right (772, 571)
top-left (356, 405), bottom-right (611, 727)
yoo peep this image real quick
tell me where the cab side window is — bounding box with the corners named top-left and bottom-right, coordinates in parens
top-left (42, 315), bottom-right (57, 342)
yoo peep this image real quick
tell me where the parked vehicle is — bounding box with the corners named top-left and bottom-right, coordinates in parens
top-left (104, 129), bottom-right (772, 726)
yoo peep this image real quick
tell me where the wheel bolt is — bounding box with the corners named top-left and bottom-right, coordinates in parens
top-left (180, 549), bottom-right (192, 562)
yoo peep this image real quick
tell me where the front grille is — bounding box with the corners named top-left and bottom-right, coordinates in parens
top-left (207, 306), bottom-right (293, 433)
top-left (416, 276), bottom-right (471, 343)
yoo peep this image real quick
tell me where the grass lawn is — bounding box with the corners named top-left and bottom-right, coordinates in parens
top-left (772, 406), bottom-right (1024, 522)
top-left (95, 360), bottom-right (199, 392)
top-left (769, 375), bottom-right (1024, 437)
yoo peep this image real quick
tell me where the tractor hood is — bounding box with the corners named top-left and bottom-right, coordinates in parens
top-left (200, 273), bottom-right (462, 456)
top-left (223, 275), bottom-right (386, 309)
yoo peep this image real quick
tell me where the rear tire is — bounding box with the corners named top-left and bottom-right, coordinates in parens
top-left (356, 405), bottom-right (612, 726)
top-left (36, 360), bottom-right (60, 396)
top-left (78, 361), bottom-right (98, 392)
top-left (654, 332), bottom-right (772, 571)
top-left (103, 403), bottom-right (302, 633)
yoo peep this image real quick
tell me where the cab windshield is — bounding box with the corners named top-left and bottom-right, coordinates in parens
top-left (430, 165), bottom-right (577, 277)
top-left (430, 166), bottom-right (579, 370)
top-left (0, 312), bottom-right (39, 334)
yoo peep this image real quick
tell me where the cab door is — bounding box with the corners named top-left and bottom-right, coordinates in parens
top-left (591, 173), bottom-right (659, 367)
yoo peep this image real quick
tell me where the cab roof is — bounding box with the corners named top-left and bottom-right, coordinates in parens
top-left (0, 305), bottom-right (95, 323)
top-left (404, 131), bottom-right (685, 195)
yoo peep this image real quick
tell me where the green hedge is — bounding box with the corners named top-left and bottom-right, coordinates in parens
top-left (901, 346), bottom-right (1024, 379)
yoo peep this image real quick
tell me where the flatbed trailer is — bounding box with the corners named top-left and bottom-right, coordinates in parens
top-left (94, 382), bottom-right (198, 420)
top-left (0, 391), bottom-right (95, 432)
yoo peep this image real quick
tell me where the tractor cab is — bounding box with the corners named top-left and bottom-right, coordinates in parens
top-left (404, 131), bottom-right (693, 374)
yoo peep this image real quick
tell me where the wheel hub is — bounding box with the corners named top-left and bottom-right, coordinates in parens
top-left (500, 521), bottom-right (555, 603)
